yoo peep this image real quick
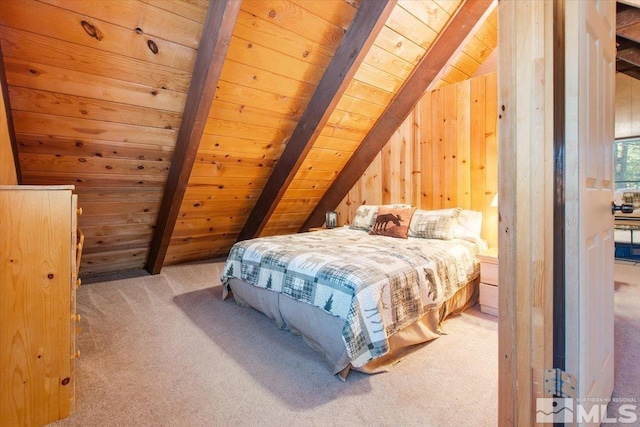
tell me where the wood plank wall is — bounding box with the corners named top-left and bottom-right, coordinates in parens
top-left (0, 0), bottom-right (497, 275)
top-left (165, 0), bottom-right (360, 264)
top-left (0, 78), bottom-right (17, 185)
top-left (335, 72), bottom-right (498, 248)
top-left (0, 0), bottom-right (208, 277)
top-left (616, 72), bottom-right (640, 138)
top-left (259, 0), bottom-right (482, 238)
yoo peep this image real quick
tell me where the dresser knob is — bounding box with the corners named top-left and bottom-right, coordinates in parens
top-left (77, 207), bottom-right (83, 216)
top-left (72, 350), bottom-right (80, 359)
top-left (76, 278), bottom-right (82, 288)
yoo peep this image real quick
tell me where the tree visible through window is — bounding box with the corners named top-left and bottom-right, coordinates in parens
top-left (615, 138), bottom-right (640, 191)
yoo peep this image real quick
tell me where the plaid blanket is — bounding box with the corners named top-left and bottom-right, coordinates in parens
top-left (221, 227), bottom-right (481, 367)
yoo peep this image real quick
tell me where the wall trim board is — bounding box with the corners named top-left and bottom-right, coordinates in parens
top-left (552, 0), bottom-right (566, 379)
top-left (0, 43), bottom-right (21, 184)
top-left (497, 1), bottom-right (556, 424)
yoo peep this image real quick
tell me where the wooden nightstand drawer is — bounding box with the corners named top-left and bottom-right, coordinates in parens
top-left (478, 248), bottom-right (498, 316)
top-left (481, 261), bottom-right (498, 286)
top-left (479, 283), bottom-right (498, 306)
top-left (478, 248), bottom-right (499, 286)
top-left (479, 283), bottom-right (498, 316)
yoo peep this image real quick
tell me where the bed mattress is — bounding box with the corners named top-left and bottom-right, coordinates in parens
top-left (221, 227), bottom-right (482, 375)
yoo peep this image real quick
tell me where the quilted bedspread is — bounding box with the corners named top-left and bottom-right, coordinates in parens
top-left (221, 227), bottom-right (481, 367)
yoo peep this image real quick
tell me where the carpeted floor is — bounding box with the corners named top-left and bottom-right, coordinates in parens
top-left (50, 259), bottom-right (639, 427)
top-left (52, 258), bottom-right (498, 427)
top-left (606, 261), bottom-right (640, 425)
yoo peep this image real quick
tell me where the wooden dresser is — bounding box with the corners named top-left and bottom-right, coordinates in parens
top-left (0, 186), bottom-right (82, 426)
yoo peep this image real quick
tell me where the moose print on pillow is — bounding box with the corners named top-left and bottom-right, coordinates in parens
top-left (369, 207), bottom-right (416, 239)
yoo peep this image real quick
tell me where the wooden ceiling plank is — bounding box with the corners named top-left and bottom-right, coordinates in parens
top-left (39, 0), bottom-right (204, 50)
top-left (16, 134), bottom-right (174, 162)
top-left (240, 1), bottom-right (348, 51)
top-left (145, 0), bottom-right (241, 274)
top-left (12, 111), bottom-right (178, 147)
top-left (1, 27), bottom-right (193, 93)
top-left (301, 0), bottom-right (493, 231)
top-left (9, 86), bottom-right (183, 130)
top-left (0, 43), bottom-right (21, 183)
top-left (0, 1), bottom-right (198, 72)
top-left (21, 170), bottom-right (167, 187)
top-left (236, 0), bottom-right (398, 241)
top-left (139, 0), bottom-right (208, 24)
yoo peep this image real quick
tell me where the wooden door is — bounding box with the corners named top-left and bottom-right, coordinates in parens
top-left (564, 0), bottom-right (616, 417)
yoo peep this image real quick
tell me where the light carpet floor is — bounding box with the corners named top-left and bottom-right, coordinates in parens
top-left (606, 261), bottom-right (640, 425)
top-left (51, 260), bottom-right (639, 426)
top-left (52, 259), bottom-right (498, 427)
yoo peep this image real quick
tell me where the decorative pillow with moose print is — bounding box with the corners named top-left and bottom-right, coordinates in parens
top-left (350, 204), bottom-right (412, 231)
top-left (369, 206), bottom-right (416, 239)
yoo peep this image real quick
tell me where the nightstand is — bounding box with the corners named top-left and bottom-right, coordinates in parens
top-left (478, 247), bottom-right (498, 316)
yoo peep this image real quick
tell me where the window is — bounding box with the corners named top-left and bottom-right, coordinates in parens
top-left (615, 138), bottom-right (640, 192)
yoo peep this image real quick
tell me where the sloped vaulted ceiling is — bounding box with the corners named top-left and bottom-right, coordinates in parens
top-left (0, 0), bottom-right (496, 279)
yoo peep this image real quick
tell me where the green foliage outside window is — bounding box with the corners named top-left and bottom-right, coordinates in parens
top-left (615, 139), bottom-right (640, 191)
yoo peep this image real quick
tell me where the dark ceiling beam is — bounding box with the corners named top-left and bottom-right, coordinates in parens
top-left (146, 0), bottom-right (241, 275)
top-left (620, 68), bottom-right (640, 80)
top-left (617, 4), bottom-right (640, 29)
top-left (300, 0), bottom-right (493, 231)
top-left (616, 31), bottom-right (640, 79)
top-left (236, 0), bottom-right (397, 241)
top-left (0, 43), bottom-right (22, 183)
top-left (618, 23), bottom-right (640, 44)
top-left (618, 45), bottom-right (640, 67)
top-left (617, 59), bottom-right (640, 80)
top-left (617, 35), bottom-right (637, 51)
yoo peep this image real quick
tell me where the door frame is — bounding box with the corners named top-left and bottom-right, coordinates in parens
top-left (498, 0), bottom-right (616, 424)
top-left (498, 1), bottom-right (557, 424)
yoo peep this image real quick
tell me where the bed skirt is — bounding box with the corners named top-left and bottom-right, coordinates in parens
top-left (227, 276), bottom-right (479, 380)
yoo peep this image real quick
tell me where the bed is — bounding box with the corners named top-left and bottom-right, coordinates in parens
top-left (221, 206), bottom-right (485, 380)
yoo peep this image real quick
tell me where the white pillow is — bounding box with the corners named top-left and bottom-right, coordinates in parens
top-left (454, 209), bottom-right (483, 239)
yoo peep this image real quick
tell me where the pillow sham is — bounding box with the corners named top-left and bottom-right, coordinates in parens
top-left (408, 207), bottom-right (461, 240)
top-left (369, 206), bottom-right (416, 239)
top-left (454, 209), bottom-right (483, 240)
top-left (350, 205), bottom-right (378, 231)
top-left (350, 204), bottom-right (412, 231)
